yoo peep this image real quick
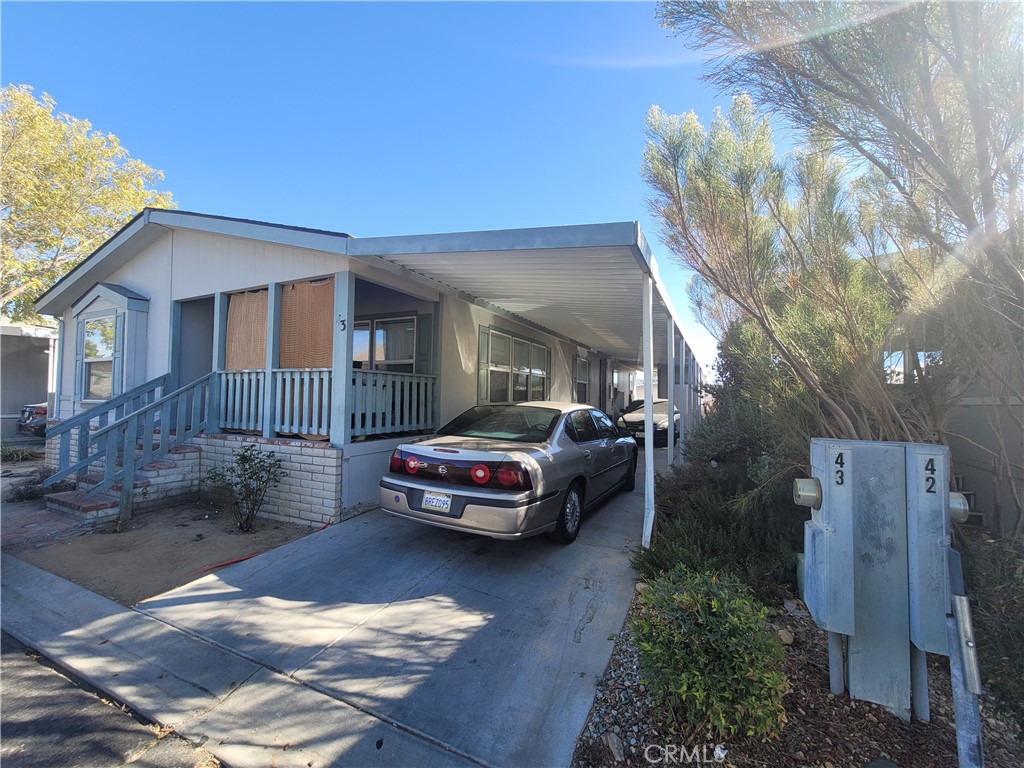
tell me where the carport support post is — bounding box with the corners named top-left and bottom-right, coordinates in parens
top-left (641, 274), bottom-right (656, 548)
top-left (665, 318), bottom-right (676, 466)
top-left (330, 270), bottom-right (355, 447)
top-left (677, 336), bottom-right (686, 453)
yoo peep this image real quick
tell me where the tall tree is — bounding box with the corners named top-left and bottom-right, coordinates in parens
top-left (644, 96), bottom-right (931, 448)
top-left (1, 85), bottom-right (175, 320)
top-left (654, 0), bottom-right (1023, 536)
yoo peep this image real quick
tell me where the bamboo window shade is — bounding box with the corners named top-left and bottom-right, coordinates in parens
top-left (225, 290), bottom-right (268, 370)
top-left (280, 277), bottom-right (334, 368)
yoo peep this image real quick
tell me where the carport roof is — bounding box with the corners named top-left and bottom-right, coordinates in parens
top-left (35, 208), bottom-right (691, 366)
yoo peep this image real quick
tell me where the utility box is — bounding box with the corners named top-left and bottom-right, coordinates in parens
top-left (796, 439), bottom-right (958, 720)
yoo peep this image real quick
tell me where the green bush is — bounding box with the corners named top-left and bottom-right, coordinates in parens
top-left (959, 532), bottom-right (1024, 730)
top-left (632, 567), bottom-right (788, 740)
top-left (205, 444), bottom-right (287, 532)
top-left (633, 481), bottom-right (801, 603)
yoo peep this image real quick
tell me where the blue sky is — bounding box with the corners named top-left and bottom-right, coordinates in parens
top-left (2, 0), bottom-right (745, 371)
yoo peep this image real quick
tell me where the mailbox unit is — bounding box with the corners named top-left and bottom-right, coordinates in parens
top-left (797, 439), bottom-right (960, 720)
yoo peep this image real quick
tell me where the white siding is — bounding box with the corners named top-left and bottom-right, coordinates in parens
top-left (438, 294), bottom-right (581, 424)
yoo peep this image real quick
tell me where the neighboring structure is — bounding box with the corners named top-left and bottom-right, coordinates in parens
top-left (0, 318), bottom-right (57, 441)
top-left (35, 209), bottom-right (703, 535)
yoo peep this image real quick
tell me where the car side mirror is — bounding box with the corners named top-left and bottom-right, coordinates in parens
top-left (618, 408), bottom-right (625, 415)
top-left (618, 426), bottom-right (632, 438)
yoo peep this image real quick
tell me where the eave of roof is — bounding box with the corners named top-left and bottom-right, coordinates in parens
top-left (33, 208), bottom-right (692, 367)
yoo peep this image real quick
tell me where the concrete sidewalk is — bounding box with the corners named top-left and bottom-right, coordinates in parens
top-left (1, 469), bottom-right (651, 767)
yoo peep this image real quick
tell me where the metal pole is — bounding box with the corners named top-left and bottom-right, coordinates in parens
top-left (948, 549), bottom-right (984, 767)
top-left (641, 273), bottom-right (656, 548)
top-left (828, 632), bottom-right (845, 695)
top-left (665, 317), bottom-right (675, 466)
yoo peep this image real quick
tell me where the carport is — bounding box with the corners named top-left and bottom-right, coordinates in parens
top-left (347, 221), bottom-right (704, 546)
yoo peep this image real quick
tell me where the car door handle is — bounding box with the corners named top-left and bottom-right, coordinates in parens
top-left (582, 450), bottom-right (592, 461)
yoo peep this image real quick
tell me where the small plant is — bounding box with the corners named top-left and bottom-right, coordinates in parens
top-left (1, 444), bottom-right (44, 463)
top-left (960, 532), bottom-right (1024, 730)
top-left (1, 466), bottom-right (73, 503)
top-left (205, 444), bottom-right (287, 532)
top-left (632, 567), bottom-right (788, 741)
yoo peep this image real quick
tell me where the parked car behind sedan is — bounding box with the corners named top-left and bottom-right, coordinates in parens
top-left (379, 402), bottom-right (637, 544)
top-left (615, 399), bottom-right (679, 445)
top-left (16, 403), bottom-right (47, 438)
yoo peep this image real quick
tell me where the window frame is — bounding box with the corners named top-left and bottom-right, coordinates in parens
top-left (353, 315), bottom-right (417, 373)
top-left (81, 314), bottom-right (118, 401)
top-left (478, 325), bottom-right (550, 405)
top-left (573, 355), bottom-right (591, 404)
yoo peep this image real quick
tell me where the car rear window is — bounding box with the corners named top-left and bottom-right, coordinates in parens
top-left (437, 405), bottom-right (560, 442)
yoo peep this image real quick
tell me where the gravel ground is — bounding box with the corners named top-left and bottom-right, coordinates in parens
top-left (573, 589), bottom-right (1023, 768)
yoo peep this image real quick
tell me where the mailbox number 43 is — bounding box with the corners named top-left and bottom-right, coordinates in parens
top-left (834, 452), bottom-right (845, 486)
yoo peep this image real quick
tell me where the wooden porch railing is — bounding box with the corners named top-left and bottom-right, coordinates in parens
top-left (219, 369), bottom-right (265, 432)
top-left (43, 374), bottom-right (170, 488)
top-left (351, 369), bottom-right (436, 437)
top-left (88, 372), bottom-right (217, 528)
top-left (272, 368), bottom-right (331, 437)
top-left (216, 368), bottom-right (437, 439)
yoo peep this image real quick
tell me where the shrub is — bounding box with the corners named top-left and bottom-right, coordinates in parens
top-left (633, 481), bottom-right (801, 604)
top-left (632, 567), bottom-right (788, 740)
top-left (205, 444), bottom-right (287, 532)
top-left (959, 532), bottom-right (1024, 730)
top-left (1, 444), bottom-right (44, 463)
top-left (1, 466), bottom-right (73, 503)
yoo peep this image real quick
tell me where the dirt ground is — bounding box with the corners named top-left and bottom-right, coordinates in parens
top-left (3, 502), bottom-right (314, 606)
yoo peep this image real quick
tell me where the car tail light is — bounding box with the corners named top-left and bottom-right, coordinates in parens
top-left (404, 455), bottom-right (421, 474)
top-left (494, 461), bottom-right (532, 491)
top-left (389, 451), bottom-right (403, 473)
top-left (470, 463), bottom-right (491, 484)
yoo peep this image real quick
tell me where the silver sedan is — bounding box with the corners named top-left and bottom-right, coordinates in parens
top-left (378, 402), bottom-right (637, 543)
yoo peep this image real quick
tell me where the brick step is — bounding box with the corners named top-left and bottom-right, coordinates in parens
top-left (75, 473), bottom-right (151, 492)
top-left (85, 444), bottom-right (202, 472)
top-left (45, 490), bottom-right (119, 521)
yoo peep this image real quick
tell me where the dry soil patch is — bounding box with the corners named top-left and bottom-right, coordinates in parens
top-left (3, 503), bottom-right (312, 606)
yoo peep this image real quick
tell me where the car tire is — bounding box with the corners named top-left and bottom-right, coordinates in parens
top-left (622, 453), bottom-right (637, 492)
top-left (549, 482), bottom-right (583, 544)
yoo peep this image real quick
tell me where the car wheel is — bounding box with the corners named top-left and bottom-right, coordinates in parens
top-left (549, 482), bottom-right (583, 544)
top-left (622, 453), bottom-right (637, 492)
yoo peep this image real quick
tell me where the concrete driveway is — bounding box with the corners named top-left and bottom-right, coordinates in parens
top-left (138, 485), bottom-right (642, 767)
top-left (3, 457), bottom-right (654, 768)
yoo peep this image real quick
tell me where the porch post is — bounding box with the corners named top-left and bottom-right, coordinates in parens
top-left (678, 336), bottom-right (686, 453)
top-left (666, 317), bottom-right (676, 466)
top-left (209, 292), bottom-right (228, 431)
top-left (168, 301), bottom-right (182, 391)
top-left (51, 318), bottom-right (64, 419)
top-left (329, 270), bottom-right (355, 447)
top-left (262, 283), bottom-right (282, 438)
top-left (641, 273), bottom-right (656, 548)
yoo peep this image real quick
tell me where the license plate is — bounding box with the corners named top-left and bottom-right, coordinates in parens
top-left (421, 491), bottom-right (452, 513)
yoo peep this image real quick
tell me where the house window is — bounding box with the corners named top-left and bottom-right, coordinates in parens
top-left (83, 316), bottom-right (116, 400)
top-left (353, 317), bottom-right (416, 373)
top-left (478, 327), bottom-right (549, 404)
top-left (71, 283), bottom-right (148, 406)
top-left (574, 357), bottom-right (591, 403)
